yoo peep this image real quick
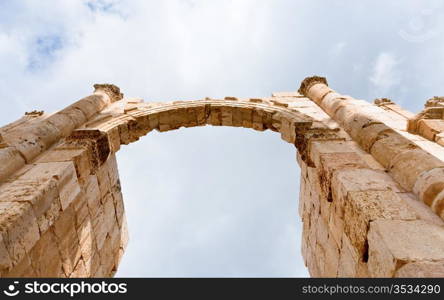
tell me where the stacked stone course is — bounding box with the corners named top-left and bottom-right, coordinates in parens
top-left (1, 77), bottom-right (444, 277)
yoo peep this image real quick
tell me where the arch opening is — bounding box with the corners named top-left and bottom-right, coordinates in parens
top-left (113, 126), bottom-right (309, 277)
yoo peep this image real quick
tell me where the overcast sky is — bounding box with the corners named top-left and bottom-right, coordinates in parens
top-left (1, 0), bottom-right (444, 277)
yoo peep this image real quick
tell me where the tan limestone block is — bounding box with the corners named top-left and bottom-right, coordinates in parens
top-left (83, 175), bottom-right (101, 218)
top-left (343, 190), bottom-right (416, 258)
top-left (20, 161), bottom-right (81, 210)
top-left (72, 194), bottom-right (89, 229)
top-left (117, 120), bottom-right (131, 145)
top-left (305, 83), bottom-right (332, 105)
top-left (356, 123), bottom-right (391, 152)
top-left (337, 233), bottom-right (359, 277)
top-left (77, 216), bottom-right (97, 263)
top-left (148, 110), bottom-right (162, 129)
top-left (105, 154), bottom-right (120, 187)
top-left (3, 254), bottom-right (36, 277)
top-left (418, 119), bottom-right (444, 141)
top-left (183, 106), bottom-right (199, 127)
top-left (58, 107), bottom-right (87, 129)
top-left (91, 205), bottom-right (107, 250)
top-left (240, 106), bottom-right (253, 128)
top-left (433, 190), bottom-right (444, 219)
top-left (36, 148), bottom-right (91, 184)
top-left (398, 192), bottom-right (444, 226)
top-left (37, 197), bottom-right (61, 234)
top-left (29, 229), bottom-right (64, 277)
top-left (389, 149), bottom-right (444, 191)
top-left (112, 190), bottom-right (125, 228)
top-left (0, 202), bottom-right (40, 267)
top-left (52, 205), bottom-right (82, 276)
top-left (279, 119), bottom-right (296, 144)
top-left (331, 168), bottom-right (404, 209)
top-left (328, 207), bottom-right (344, 247)
top-left (218, 106), bottom-right (233, 127)
top-left (208, 105), bottom-right (222, 126)
top-left (85, 251), bottom-right (101, 278)
top-left (319, 152), bottom-right (368, 198)
top-left (0, 147), bottom-right (26, 182)
top-left (120, 214), bottom-right (129, 251)
top-left (309, 140), bottom-right (360, 168)
top-left (410, 138), bottom-right (444, 162)
top-left (71, 95), bottom-right (106, 119)
top-left (96, 164), bottom-right (111, 199)
top-left (319, 92), bottom-right (344, 115)
top-left (413, 168), bottom-right (444, 207)
top-left (158, 111), bottom-right (171, 132)
top-left (323, 235), bottom-right (340, 277)
top-left (370, 130), bottom-right (418, 168)
top-left (195, 104), bottom-right (207, 126)
top-left (314, 243), bottom-right (326, 276)
top-left (165, 107), bottom-right (186, 129)
top-left (99, 223), bottom-right (121, 276)
top-left (252, 109), bottom-right (265, 131)
top-left (69, 258), bottom-right (88, 278)
top-left (103, 193), bottom-right (117, 234)
top-left (10, 132), bottom-right (46, 163)
top-left (0, 235), bottom-right (11, 271)
top-left (395, 261), bottom-right (444, 277)
top-left (0, 178), bottom-right (58, 219)
top-left (105, 126), bottom-right (121, 153)
top-left (45, 113), bottom-right (77, 138)
top-left (368, 220), bottom-right (444, 277)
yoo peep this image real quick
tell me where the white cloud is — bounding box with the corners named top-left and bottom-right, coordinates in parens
top-left (370, 52), bottom-right (401, 92)
top-left (1, 0), bottom-right (444, 277)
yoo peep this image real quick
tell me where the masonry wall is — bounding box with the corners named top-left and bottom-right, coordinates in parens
top-left (0, 86), bottom-right (127, 277)
top-left (0, 151), bottom-right (127, 277)
top-left (298, 77), bottom-right (444, 277)
top-left (1, 78), bottom-right (444, 277)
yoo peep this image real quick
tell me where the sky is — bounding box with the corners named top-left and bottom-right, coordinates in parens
top-left (0, 0), bottom-right (443, 277)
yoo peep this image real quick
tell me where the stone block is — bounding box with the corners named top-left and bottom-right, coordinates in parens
top-left (0, 202), bottom-right (40, 267)
top-left (52, 205), bottom-right (82, 276)
top-left (36, 148), bottom-right (91, 184)
top-left (343, 190), bottom-right (416, 257)
top-left (368, 220), bottom-right (444, 277)
top-left (84, 175), bottom-right (101, 218)
top-left (395, 261), bottom-right (444, 277)
top-left (29, 229), bottom-right (64, 277)
top-left (20, 161), bottom-right (81, 210)
top-left (389, 149), bottom-right (444, 191)
top-left (0, 147), bottom-right (25, 182)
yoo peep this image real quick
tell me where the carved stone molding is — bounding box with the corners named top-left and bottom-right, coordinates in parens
top-left (298, 76), bottom-right (328, 96)
top-left (93, 83), bottom-right (124, 102)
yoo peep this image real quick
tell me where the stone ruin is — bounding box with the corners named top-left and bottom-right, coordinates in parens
top-left (1, 76), bottom-right (444, 277)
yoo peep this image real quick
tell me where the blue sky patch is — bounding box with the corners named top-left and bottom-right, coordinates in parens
top-left (27, 34), bottom-right (63, 71)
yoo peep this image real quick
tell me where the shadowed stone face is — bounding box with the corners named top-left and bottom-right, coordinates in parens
top-left (1, 76), bottom-right (444, 277)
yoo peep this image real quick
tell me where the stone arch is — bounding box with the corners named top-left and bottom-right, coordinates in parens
top-left (2, 77), bottom-right (444, 277)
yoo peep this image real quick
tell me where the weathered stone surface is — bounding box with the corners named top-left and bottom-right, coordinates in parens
top-left (368, 220), bottom-right (444, 277)
top-left (52, 205), bottom-right (82, 276)
top-left (1, 78), bottom-right (444, 278)
top-left (0, 202), bottom-right (40, 267)
top-left (343, 190), bottom-right (416, 257)
top-left (29, 229), bottom-right (64, 277)
top-left (20, 161), bottom-right (81, 210)
top-left (0, 147), bottom-right (26, 182)
top-left (395, 261), bottom-right (444, 277)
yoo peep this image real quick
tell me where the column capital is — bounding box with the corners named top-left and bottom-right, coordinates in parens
top-left (374, 98), bottom-right (394, 106)
top-left (93, 84), bottom-right (124, 102)
top-left (425, 96), bottom-right (444, 108)
top-left (298, 76), bottom-right (328, 96)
